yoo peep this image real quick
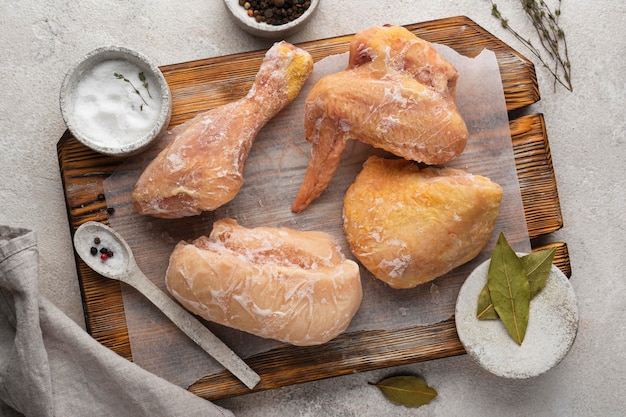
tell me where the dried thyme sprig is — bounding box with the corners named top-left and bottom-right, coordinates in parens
top-left (138, 72), bottom-right (153, 99)
top-left (113, 72), bottom-right (149, 109)
top-left (490, 0), bottom-right (573, 92)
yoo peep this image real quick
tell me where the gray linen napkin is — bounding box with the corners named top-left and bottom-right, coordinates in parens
top-left (0, 225), bottom-right (234, 417)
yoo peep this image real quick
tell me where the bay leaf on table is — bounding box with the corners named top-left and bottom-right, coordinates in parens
top-left (370, 375), bottom-right (437, 408)
top-left (487, 232), bottom-right (530, 345)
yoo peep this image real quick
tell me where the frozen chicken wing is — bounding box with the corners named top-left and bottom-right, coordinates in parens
top-left (292, 26), bottom-right (469, 212)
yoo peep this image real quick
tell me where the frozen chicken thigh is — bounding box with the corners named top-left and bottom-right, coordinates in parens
top-left (343, 157), bottom-right (502, 289)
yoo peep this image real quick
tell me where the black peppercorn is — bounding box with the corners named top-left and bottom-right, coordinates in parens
top-left (90, 247), bottom-right (98, 256)
top-left (239, 0), bottom-right (311, 26)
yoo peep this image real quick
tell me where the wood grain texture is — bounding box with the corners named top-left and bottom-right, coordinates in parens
top-left (188, 243), bottom-right (570, 400)
top-left (160, 16), bottom-right (539, 128)
top-left (56, 16), bottom-right (567, 398)
top-left (511, 114), bottom-right (564, 238)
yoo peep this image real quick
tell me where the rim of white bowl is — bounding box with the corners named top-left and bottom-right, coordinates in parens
top-left (223, 0), bottom-right (319, 38)
top-left (455, 255), bottom-right (579, 379)
top-left (60, 46), bottom-right (172, 157)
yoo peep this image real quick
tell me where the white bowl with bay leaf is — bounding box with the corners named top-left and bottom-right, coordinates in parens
top-left (60, 46), bottom-right (172, 157)
top-left (455, 233), bottom-right (579, 379)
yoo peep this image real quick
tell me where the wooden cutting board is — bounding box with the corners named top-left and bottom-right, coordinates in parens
top-left (57, 16), bottom-right (569, 400)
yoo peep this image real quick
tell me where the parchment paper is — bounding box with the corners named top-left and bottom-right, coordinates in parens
top-left (104, 45), bottom-right (530, 388)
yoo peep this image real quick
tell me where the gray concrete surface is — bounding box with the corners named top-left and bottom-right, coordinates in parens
top-left (1, 1), bottom-right (624, 416)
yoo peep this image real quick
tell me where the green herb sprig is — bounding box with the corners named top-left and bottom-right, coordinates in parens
top-left (138, 72), bottom-right (153, 99)
top-left (113, 72), bottom-right (150, 110)
top-left (489, 0), bottom-right (573, 92)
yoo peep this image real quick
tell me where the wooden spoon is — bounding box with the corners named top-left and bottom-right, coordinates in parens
top-left (73, 221), bottom-right (260, 389)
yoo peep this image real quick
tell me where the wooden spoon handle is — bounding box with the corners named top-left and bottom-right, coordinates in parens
top-left (126, 268), bottom-right (260, 389)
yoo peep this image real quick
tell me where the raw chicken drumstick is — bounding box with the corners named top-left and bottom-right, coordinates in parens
top-left (291, 26), bottom-right (469, 213)
top-left (133, 41), bottom-right (314, 218)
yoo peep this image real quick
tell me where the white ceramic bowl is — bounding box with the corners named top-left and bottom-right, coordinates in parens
top-left (224, 0), bottom-right (319, 39)
top-left (455, 256), bottom-right (579, 379)
top-left (60, 46), bottom-right (172, 157)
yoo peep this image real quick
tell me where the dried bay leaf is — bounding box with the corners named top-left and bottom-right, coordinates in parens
top-left (476, 246), bottom-right (556, 321)
top-left (370, 375), bottom-right (437, 408)
top-left (522, 248), bottom-right (556, 298)
top-left (487, 233), bottom-right (530, 344)
top-left (476, 284), bottom-right (499, 319)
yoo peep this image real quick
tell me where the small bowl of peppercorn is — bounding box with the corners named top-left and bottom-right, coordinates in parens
top-left (224, 0), bottom-right (319, 39)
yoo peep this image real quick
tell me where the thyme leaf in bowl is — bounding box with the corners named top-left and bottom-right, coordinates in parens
top-left (114, 72), bottom-right (149, 108)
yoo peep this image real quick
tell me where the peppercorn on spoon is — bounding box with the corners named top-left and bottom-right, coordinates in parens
top-left (73, 221), bottom-right (261, 390)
